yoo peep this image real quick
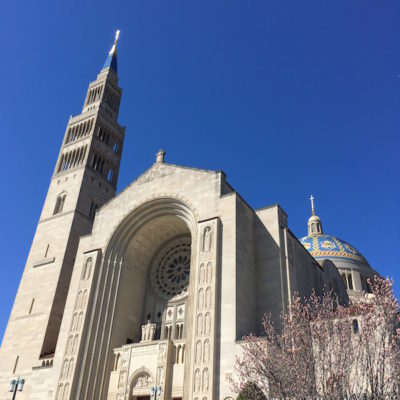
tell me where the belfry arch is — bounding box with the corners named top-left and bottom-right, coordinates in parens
top-left (77, 197), bottom-right (199, 400)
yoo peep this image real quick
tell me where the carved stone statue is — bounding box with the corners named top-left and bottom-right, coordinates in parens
top-left (202, 227), bottom-right (212, 252)
top-left (83, 257), bottom-right (92, 280)
top-left (158, 343), bottom-right (167, 362)
top-left (141, 320), bottom-right (156, 341)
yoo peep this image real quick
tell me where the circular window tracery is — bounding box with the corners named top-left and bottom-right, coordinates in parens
top-left (151, 240), bottom-right (191, 301)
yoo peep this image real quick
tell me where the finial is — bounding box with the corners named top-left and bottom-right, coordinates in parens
top-left (156, 149), bottom-right (166, 163)
top-left (310, 194), bottom-right (315, 216)
top-left (108, 29), bottom-right (120, 55)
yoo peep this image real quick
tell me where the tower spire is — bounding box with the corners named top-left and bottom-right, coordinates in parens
top-left (307, 194), bottom-right (323, 235)
top-left (102, 30), bottom-right (120, 72)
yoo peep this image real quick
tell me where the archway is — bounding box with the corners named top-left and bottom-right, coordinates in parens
top-left (79, 197), bottom-right (197, 400)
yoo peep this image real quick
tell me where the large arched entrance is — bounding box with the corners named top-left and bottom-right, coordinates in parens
top-left (83, 198), bottom-right (198, 400)
top-left (112, 214), bottom-right (194, 347)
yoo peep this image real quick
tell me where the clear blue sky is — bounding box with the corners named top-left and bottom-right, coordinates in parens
top-left (0, 1), bottom-right (399, 340)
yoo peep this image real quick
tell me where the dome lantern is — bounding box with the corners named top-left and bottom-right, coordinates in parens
top-left (307, 194), bottom-right (323, 236)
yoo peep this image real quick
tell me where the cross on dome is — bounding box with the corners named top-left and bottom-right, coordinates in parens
top-left (310, 194), bottom-right (315, 216)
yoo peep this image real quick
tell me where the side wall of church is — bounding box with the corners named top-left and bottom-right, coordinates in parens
top-left (235, 196), bottom-right (257, 339)
top-left (254, 206), bottom-right (286, 328)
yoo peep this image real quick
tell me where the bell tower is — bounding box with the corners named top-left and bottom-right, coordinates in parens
top-left (0, 31), bottom-right (125, 398)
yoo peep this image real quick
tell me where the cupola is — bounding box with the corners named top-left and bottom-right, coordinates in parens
top-left (307, 195), bottom-right (323, 236)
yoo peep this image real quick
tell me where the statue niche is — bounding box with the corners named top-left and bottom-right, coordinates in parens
top-left (202, 227), bottom-right (213, 252)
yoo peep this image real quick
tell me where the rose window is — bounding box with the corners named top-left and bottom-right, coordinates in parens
top-left (151, 242), bottom-right (191, 300)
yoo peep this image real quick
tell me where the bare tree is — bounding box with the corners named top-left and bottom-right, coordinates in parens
top-left (234, 277), bottom-right (400, 399)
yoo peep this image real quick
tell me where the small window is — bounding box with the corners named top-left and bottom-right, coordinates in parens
top-left (113, 143), bottom-right (119, 153)
top-left (341, 273), bottom-right (347, 288)
top-left (54, 194), bottom-right (66, 215)
top-left (347, 273), bottom-right (354, 290)
top-left (107, 169), bottom-right (114, 182)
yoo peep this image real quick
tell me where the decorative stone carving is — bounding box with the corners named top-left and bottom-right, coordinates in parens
top-left (205, 313), bottom-right (211, 334)
top-left (132, 373), bottom-right (152, 388)
top-left (62, 359), bottom-right (68, 379)
top-left (118, 371), bottom-right (126, 389)
top-left (82, 257), bottom-right (92, 280)
top-left (72, 335), bottom-right (79, 354)
top-left (194, 369), bottom-right (201, 392)
top-left (136, 165), bottom-right (175, 185)
top-left (158, 343), bottom-right (167, 363)
top-left (202, 368), bottom-right (209, 391)
top-left (205, 287), bottom-right (212, 309)
top-left (195, 340), bottom-right (202, 364)
top-left (198, 288), bottom-right (204, 309)
top-left (157, 366), bottom-right (165, 385)
top-left (177, 304), bottom-right (185, 319)
top-left (197, 314), bottom-right (203, 335)
top-left (203, 339), bottom-right (210, 363)
top-left (121, 348), bottom-right (130, 366)
top-left (199, 263), bottom-right (205, 284)
top-left (206, 262), bottom-right (213, 284)
top-left (166, 306), bottom-right (174, 321)
top-left (141, 320), bottom-right (156, 342)
top-left (150, 240), bottom-right (191, 300)
top-left (190, 218), bottom-right (219, 400)
top-left (202, 226), bottom-right (213, 252)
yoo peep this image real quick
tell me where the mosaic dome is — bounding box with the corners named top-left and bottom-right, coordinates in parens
top-left (300, 234), bottom-right (369, 265)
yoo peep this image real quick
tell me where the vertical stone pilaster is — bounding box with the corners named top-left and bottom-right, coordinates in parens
top-left (189, 218), bottom-right (220, 400)
top-left (156, 341), bottom-right (171, 400)
top-left (55, 250), bottom-right (101, 400)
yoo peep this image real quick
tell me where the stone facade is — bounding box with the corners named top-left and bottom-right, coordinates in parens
top-left (0, 38), bottom-right (348, 400)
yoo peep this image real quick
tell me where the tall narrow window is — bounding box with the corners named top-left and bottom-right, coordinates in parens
top-left (341, 273), bottom-right (347, 288)
top-left (54, 193), bottom-right (66, 215)
top-left (347, 273), bottom-right (354, 290)
top-left (107, 169), bottom-right (113, 182)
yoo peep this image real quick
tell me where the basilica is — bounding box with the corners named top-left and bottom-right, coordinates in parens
top-left (0, 33), bottom-right (379, 400)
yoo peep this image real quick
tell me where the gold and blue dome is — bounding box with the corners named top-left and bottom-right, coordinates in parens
top-left (300, 195), bottom-right (371, 268)
top-left (299, 234), bottom-right (368, 264)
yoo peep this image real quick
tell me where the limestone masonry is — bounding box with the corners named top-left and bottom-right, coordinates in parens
top-left (0, 33), bottom-right (378, 400)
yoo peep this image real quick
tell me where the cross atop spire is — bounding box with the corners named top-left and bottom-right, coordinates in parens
top-left (310, 194), bottom-right (315, 216)
top-left (102, 30), bottom-right (120, 73)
